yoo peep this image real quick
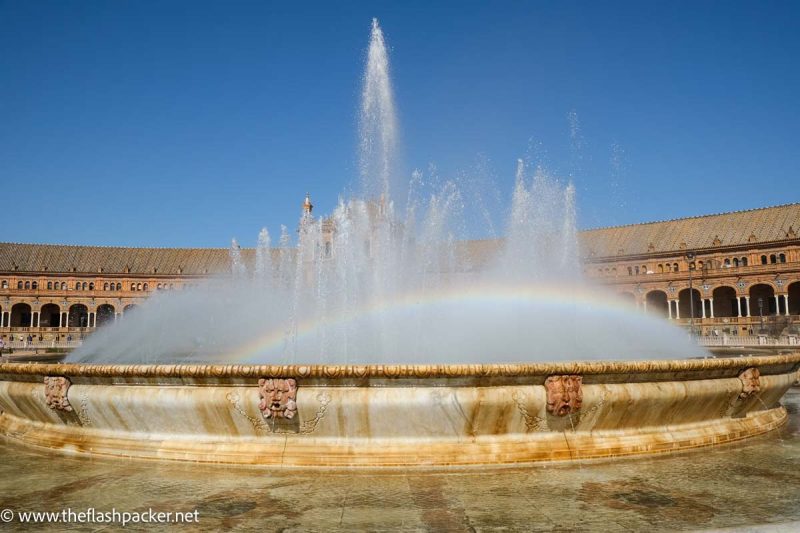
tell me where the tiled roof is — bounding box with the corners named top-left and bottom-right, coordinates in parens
top-left (0, 243), bottom-right (244, 275)
top-left (1, 204), bottom-right (798, 274)
top-left (578, 203), bottom-right (800, 258)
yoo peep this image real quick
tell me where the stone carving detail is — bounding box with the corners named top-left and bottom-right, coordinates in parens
top-left (258, 378), bottom-right (298, 419)
top-left (227, 390), bottom-right (330, 434)
top-left (43, 376), bottom-right (73, 412)
top-left (511, 391), bottom-right (543, 432)
top-left (545, 375), bottom-right (583, 416)
top-left (738, 367), bottom-right (761, 400)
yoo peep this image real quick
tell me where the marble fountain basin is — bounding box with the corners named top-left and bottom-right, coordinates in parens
top-left (0, 354), bottom-right (798, 467)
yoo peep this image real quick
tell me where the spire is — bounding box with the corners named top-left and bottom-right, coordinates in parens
top-left (302, 193), bottom-right (313, 215)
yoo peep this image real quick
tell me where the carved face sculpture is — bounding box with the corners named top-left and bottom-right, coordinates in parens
top-left (738, 367), bottom-right (761, 400)
top-left (258, 378), bottom-right (298, 419)
top-left (545, 375), bottom-right (583, 417)
top-left (43, 376), bottom-right (73, 412)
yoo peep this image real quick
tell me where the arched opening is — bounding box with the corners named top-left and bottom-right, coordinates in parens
top-left (96, 304), bottom-right (116, 327)
top-left (47, 281), bottom-right (53, 290)
top-left (788, 282), bottom-right (800, 315)
top-left (712, 286), bottom-right (738, 317)
top-left (68, 304), bottom-right (89, 328)
top-left (24, 281), bottom-right (30, 289)
top-left (770, 254), bottom-right (777, 264)
top-left (60, 282), bottom-right (66, 290)
top-left (103, 282), bottom-right (109, 291)
top-left (10, 303), bottom-right (32, 327)
top-left (645, 290), bottom-right (669, 318)
top-left (16, 281), bottom-right (22, 289)
top-left (673, 263), bottom-right (679, 273)
top-left (761, 255), bottom-right (768, 265)
top-left (39, 303), bottom-right (60, 327)
top-left (678, 288), bottom-right (702, 319)
top-left (617, 292), bottom-right (636, 308)
top-left (75, 281), bottom-right (81, 290)
top-left (123, 304), bottom-right (139, 316)
top-left (749, 284), bottom-right (777, 316)
top-left (779, 253), bottom-right (786, 263)
top-left (115, 282), bottom-right (122, 291)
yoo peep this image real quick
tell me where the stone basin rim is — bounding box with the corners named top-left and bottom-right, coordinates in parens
top-left (1, 352), bottom-right (799, 379)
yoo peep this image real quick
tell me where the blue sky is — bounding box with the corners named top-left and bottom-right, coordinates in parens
top-left (2, 1), bottom-right (798, 247)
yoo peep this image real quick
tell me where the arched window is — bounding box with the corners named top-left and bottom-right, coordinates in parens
top-left (733, 258), bottom-right (739, 267)
top-left (673, 263), bottom-right (679, 273)
top-left (47, 281), bottom-right (53, 290)
top-left (157, 283), bottom-right (162, 290)
top-left (131, 283), bottom-right (137, 291)
top-left (82, 282), bottom-right (87, 290)
top-left (89, 282), bottom-right (94, 290)
top-left (24, 281), bottom-right (30, 289)
top-left (1, 280), bottom-right (7, 289)
top-left (779, 253), bottom-right (786, 263)
top-left (698, 261), bottom-right (704, 270)
top-left (169, 283), bottom-right (174, 289)
top-left (143, 283), bottom-right (148, 291)
top-left (17, 281), bottom-right (23, 289)
top-left (658, 264), bottom-right (663, 273)
top-left (103, 282), bottom-right (109, 291)
top-left (761, 255), bottom-right (768, 265)
top-left (116, 283), bottom-right (122, 291)
top-left (136, 283), bottom-right (142, 291)
top-left (31, 281), bottom-right (37, 290)
top-left (61, 282), bottom-right (66, 290)
top-left (641, 265), bottom-right (647, 274)
top-left (741, 257), bottom-right (748, 266)
top-left (770, 254), bottom-right (777, 264)
top-left (627, 267), bottom-right (632, 276)
top-left (724, 258), bottom-right (731, 267)
top-left (634, 266), bottom-right (640, 275)
top-left (75, 281), bottom-right (81, 290)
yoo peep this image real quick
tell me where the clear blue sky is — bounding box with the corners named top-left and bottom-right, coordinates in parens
top-left (2, 1), bottom-right (798, 247)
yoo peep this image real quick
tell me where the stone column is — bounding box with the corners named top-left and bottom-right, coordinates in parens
top-left (668, 301), bottom-right (673, 319)
top-left (674, 301), bottom-right (680, 319)
top-left (709, 297), bottom-right (715, 318)
top-left (643, 299), bottom-right (648, 313)
top-left (775, 295), bottom-right (781, 316)
top-left (744, 296), bottom-right (751, 317)
top-left (701, 299), bottom-right (707, 319)
top-left (737, 297), bottom-right (743, 318)
top-left (785, 294), bottom-right (790, 316)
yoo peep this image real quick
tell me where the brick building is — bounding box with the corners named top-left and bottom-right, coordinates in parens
top-left (1, 203), bottom-right (798, 343)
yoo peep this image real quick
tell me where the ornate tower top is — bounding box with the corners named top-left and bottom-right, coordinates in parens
top-left (302, 193), bottom-right (313, 215)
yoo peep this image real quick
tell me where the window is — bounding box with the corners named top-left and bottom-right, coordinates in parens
top-left (641, 265), bottom-right (647, 274)
top-left (116, 282), bottom-right (122, 291)
top-left (157, 283), bottom-right (162, 290)
top-left (103, 282), bottom-right (109, 291)
top-left (24, 281), bottom-right (30, 289)
top-left (1, 280), bottom-right (6, 289)
top-left (82, 282), bottom-right (87, 290)
top-left (741, 257), bottom-right (748, 267)
top-left (31, 281), bottom-right (37, 290)
top-left (143, 283), bottom-right (148, 291)
top-left (61, 282), bottom-right (66, 290)
top-left (673, 263), bottom-right (679, 273)
top-left (733, 258), bottom-right (739, 267)
top-left (761, 255), bottom-right (768, 265)
top-left (136, 283), bottom-right (142, 291)
top-left (627, 267), bottom-right (632, 275)
top-left (779, 253), bottom-right (786, 263)
top-left (47, 281), bottom-right (53, 290)
top-left (89, 282), bottom-right (94, 290)
top-left (634, 266), bottom-right (640, 275)
top-left (75, 281), bottom-right (81, 290)
top-left (17, 281), bottom-right (23, 289)
top-left (770, 254), bottom-right (777, 264)
top-left (131, 283), bottom-right (137, 291)
top-left (658, 264), bottom-right (663, 273)
top-left (724, 258), bottom-right (731, 267)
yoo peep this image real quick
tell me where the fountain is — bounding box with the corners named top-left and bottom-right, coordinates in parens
top-left (0, 19), bottom-right (797, 467)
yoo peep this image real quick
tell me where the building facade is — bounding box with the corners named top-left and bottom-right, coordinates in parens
top-left (1, 203), bottom-right (799, 343)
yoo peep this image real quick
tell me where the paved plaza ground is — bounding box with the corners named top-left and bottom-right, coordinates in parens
top-left (0, 389), bottom-right (798, 532)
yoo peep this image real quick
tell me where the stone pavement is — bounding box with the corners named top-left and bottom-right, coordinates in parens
top-left (0, 389), bottom-right (798, 532)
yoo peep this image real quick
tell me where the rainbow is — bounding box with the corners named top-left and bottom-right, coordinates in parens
top-left (226, 281), bottom-right (643, 363)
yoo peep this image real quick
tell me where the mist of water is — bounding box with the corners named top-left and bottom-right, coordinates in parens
top-left (70, 19), bottom-right (706, 366)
